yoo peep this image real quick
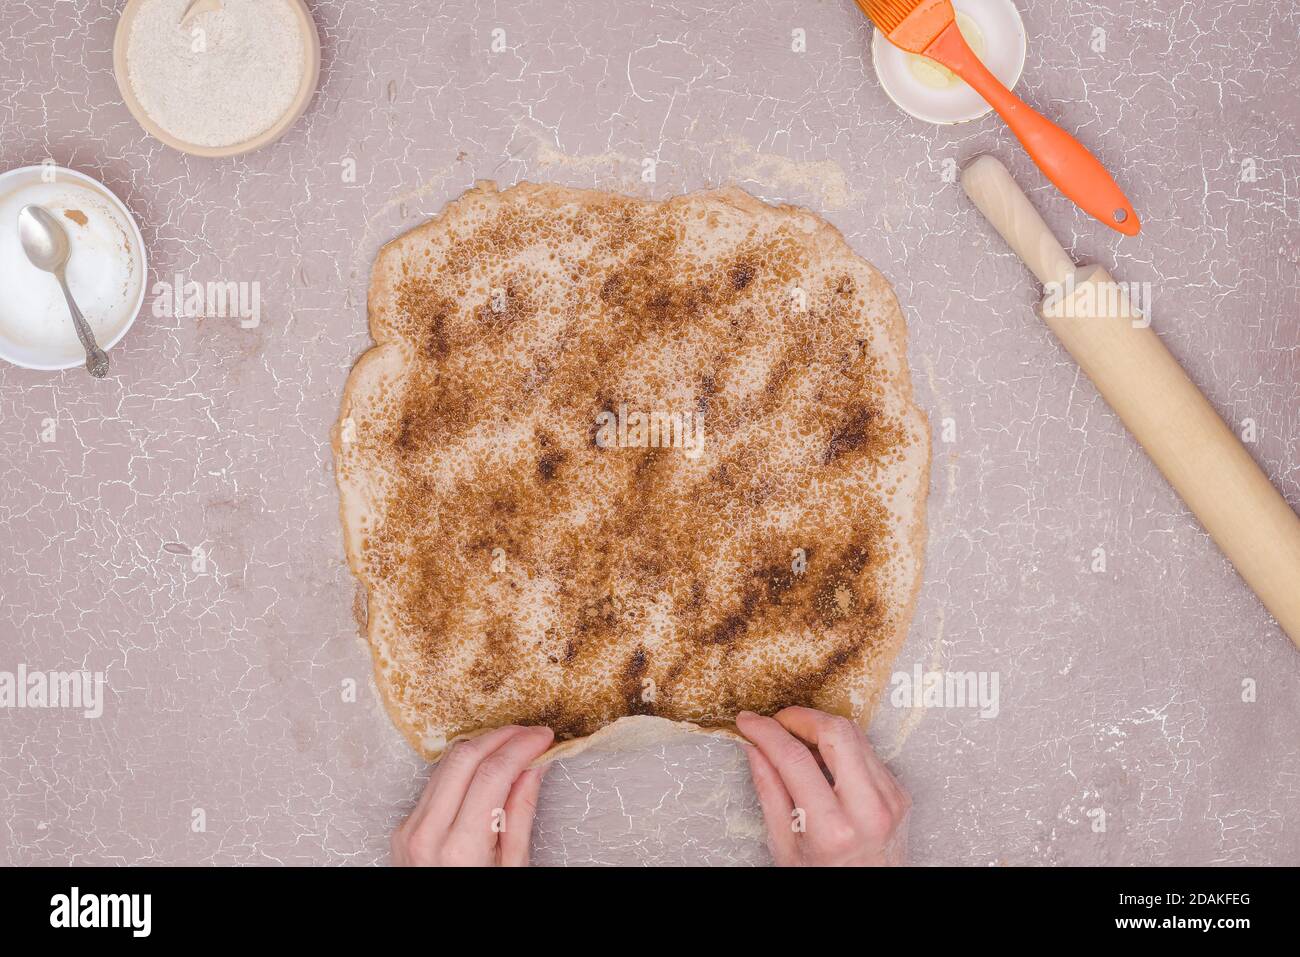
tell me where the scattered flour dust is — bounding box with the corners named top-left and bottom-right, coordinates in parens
top-left (126, 0), bottom-right (304, 147)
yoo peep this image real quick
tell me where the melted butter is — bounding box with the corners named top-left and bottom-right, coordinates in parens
top-left (908, 13), bottom-right (985, 90)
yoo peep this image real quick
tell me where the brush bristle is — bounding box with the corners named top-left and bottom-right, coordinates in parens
top-left (855, 0), bottom-right (920, 34)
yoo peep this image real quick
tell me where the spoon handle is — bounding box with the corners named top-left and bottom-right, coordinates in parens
top-left (57, 273), bottom-right (109, 378)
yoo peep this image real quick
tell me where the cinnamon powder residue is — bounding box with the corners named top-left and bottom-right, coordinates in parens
top-left (347, 185), bottom-right (922, 745)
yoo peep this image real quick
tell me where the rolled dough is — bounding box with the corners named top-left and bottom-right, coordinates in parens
top-left (333, 182), bottom-right (929, 762)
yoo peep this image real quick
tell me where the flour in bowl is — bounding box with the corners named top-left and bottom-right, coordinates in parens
top-left (126, 0), bottom-right (305, 148)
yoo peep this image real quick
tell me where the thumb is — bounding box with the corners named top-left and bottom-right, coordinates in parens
top-left (497, 764), bottom-right (548, 866)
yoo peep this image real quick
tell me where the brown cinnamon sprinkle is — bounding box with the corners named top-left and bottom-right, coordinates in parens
top-left (353, 187), bottom-right (916, 743)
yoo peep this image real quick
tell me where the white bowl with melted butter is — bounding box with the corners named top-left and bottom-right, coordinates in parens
top-left (872, 0), bottom-right (1027, 125)
top-left (0, 166), bottom-right (146, 371)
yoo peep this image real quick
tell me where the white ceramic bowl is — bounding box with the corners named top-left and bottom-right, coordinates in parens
top-left (872, 0), bottom-right (1027, 126)
top-left (0, 166), bottom-right (148, 372)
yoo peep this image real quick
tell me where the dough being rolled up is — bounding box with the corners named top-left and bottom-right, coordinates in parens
top-left (333, 182), bottom-right (930, 761)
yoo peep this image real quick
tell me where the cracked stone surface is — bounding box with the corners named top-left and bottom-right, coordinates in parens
top-left (1, 0), bottom-right (1297, 866)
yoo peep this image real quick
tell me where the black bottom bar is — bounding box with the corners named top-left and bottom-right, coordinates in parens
top-left (0, 865), bottom-right (1286, 942)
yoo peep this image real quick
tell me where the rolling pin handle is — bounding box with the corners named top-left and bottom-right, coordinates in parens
top-left (960, 155), bottom-right (1076, 288)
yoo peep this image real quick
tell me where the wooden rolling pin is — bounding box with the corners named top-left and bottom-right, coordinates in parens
top-left (961, 154), bottom-right (1300, 650)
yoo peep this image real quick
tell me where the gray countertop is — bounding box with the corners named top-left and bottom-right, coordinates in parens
top-left (1, 0), bottom-right (1297, 866)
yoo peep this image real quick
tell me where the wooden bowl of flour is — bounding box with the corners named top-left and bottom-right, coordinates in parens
top-left (113, 0), bottom-right (320, 158)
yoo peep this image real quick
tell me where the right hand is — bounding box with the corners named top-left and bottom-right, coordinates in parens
top-left (737, 707), bottom-right (911, 866)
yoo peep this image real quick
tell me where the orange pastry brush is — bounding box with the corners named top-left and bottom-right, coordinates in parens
top-left (857, 0), bottom-right (1140, 236)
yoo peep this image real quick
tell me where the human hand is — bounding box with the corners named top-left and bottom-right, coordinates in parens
top-left (390, 725), bottom-right (554, 866)
top-left (737, 707), bottom-right (910, 866)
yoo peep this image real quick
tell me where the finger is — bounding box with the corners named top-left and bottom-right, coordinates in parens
top-left (452, 725), bottom-right (555, 849)
top-left (742, 744), bottom-right (800, 865)
top-left (880, 803), bottom-right (911, 865)
top-left (498, 765), bottom-right (548, 867)
top-left (423, 726), bottom-right (538, 831)
top-left (773, 706), bottom-right (874, 806)
top-left (735, 711), bottom-right (839, 826)
top-left (858, 735), bottom-right (911, 817)
top-left (408, 746), bottom-right (461, 820)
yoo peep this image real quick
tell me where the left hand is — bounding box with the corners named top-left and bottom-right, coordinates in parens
top-left (390, 724), bottom-right (554, 866)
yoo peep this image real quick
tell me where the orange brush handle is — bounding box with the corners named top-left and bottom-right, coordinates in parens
top-left (925, 21), bottom-right (1140, 236)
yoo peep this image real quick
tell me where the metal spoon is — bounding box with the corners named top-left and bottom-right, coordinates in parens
top-left (18, 204), bottom-right (109, 378)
